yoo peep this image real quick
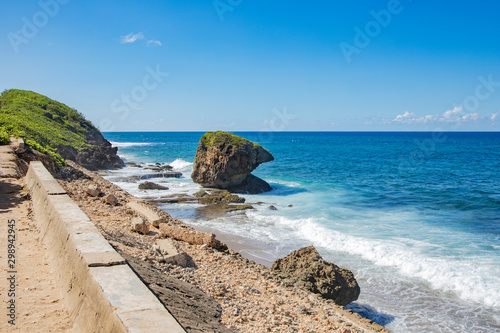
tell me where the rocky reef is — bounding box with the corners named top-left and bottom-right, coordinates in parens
top-left (272, 246), bottom-right (360, 306)
top-left (191, 131), bottom-right (274, 194)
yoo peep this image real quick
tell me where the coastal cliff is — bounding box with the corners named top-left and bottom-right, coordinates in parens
top-left (191, 131), bottom-right (274, 194)
top-left (0, 89), bottom-right (123, 170)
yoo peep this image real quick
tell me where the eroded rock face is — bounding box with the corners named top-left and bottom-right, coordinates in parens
top-left (56, 135), bottom-right (124, 171)
top-left (191, 131), bottom-right (274, 194)
top-left (271, 246), bottom-right (360, 306)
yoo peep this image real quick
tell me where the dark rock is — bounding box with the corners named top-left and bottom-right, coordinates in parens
top-left (122, 252), bottom-right (235, 333)
top-left (196, 189), bottom-right (245, 204)
top-left (226, 174), bottom-right (272, 194)
top-left (144, 164), bottom-right (173, 172)
top-left (125, 162), bottom-right (143, 168)
top-left (269, 205), bottom-right (278, 210)
top-left (139, 181), bottom-right (169, 190)
top-left (193, 190), bottom-right (208, 198)
top-left (57, 165), bottom-right (90, 181)
top-left (129, 172), bottom-right (182, 181)
top-left (103, 194), bottom-right (118, 206)
top-left (145, 194), bottom-right (197, 205)
top-left (196, 203), bottom-right (254, 216)
top-left (191, 131), bottom-right (274, 194)
top-left (271, 246), bottom-right (360, 306)
top-left (57, 143), bottom-right (124, 171)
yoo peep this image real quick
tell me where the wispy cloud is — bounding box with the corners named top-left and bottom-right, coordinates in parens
top-left (391, 106), bottom-right (496, 124)
top-left (147, 40), bottom-right (162, 47)
top-left (120, 32), bottom-right (144, 44)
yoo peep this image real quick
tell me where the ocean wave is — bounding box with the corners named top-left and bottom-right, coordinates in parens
top-left (170, 158), bottom-right (193, 171)
top-left (110, 141), bottom-right (157, 148)
top-left (247, 212), bottom-right (500, 309)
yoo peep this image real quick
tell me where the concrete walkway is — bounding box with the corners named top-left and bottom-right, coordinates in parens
top-left (0, 140), bottom-right (72, 331)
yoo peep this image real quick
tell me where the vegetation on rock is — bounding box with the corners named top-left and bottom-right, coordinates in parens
top-left (0, 89), bottom-right (123, 169)
top-left (194, 189), bottom-right (246, 204)
top-left (200, 131), bottom-right (262, 148)
top-left (24, 139), bottom-right (66, 166)
top-left (192, 131), bottom-right (274, 194)
top-left (0, 89), bottom-right (92, 150)
top-left (0, 130), bottom-right (9, 145)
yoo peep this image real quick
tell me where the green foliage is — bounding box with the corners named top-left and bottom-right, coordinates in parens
top-left (0, 130), bottom-right (9, 145)
top-left (0, 89), bottom-right (97, 165)
top-left (25, 139), bottom-right (67, 166)
top-left (201, 131), bottom-right (262, 148)
top-left (0, 89), bottom-right (94, 150)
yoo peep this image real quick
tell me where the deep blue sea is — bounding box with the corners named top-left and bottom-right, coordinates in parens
top-left (103, 131), bottom-right (500, 333)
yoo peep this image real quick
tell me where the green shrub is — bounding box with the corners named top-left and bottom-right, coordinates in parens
top-left (25, 139), bottom-right (67, 166)
top-left (0, 89), bottom-right (99, 166)
top-left (201, 131), bottom-right (262, 148)
top-left (0, 130), bottom-right (9, 145)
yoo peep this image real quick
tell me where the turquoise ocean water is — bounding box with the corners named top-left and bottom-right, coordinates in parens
top-left (103, 131), bottom-right (500, 333)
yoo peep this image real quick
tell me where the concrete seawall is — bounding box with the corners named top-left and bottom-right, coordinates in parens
top-left (26, 161), bottom-right (186, 332)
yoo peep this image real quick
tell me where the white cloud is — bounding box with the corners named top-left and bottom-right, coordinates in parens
top-left (392, 106), bottom-right (494, 125)
top-left (147, 40), bottom-right (162, 47)
top-left (120, 32), bottom-right (144, 44)
top-left (393, 111), bottom-right (416, 122)
top-left (443, 106), bottom-right (463, 119)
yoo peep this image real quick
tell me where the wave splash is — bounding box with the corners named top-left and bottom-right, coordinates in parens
top-left (110, 141), bottom-right (156, 148)
top-left (248, 212), bottom-right (500, 309)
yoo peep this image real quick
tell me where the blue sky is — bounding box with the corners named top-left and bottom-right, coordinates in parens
top-left (1, 0), bottom-right (500, 131)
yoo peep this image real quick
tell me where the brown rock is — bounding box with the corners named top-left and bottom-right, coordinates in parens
top-left (196, 189), bottom-right (245, 204)
top-left (191, 131), bottom-right (274, 194)
top-left (138, 181), bottom-right (169, 190)
top-left (85, 184), bottom-right (101, 197)
top-left (131, 217), bottom-right (149, 235)
top-left (159, 224), bottom-right (219, 247)
top-left (103, 193), bottom-right (118, 206)
top-left (271, 246), bottom-right (360, 306)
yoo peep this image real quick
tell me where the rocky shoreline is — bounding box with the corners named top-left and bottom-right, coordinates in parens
top-left (57, 161), bottom-right (388, 333)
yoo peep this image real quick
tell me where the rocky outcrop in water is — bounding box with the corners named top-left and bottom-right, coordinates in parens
top-left (271, 246), bottom-right (360, 306)
top-left (191, 131), bottom-right (274, 194)
top-left (138, 181), bottom-right (169, 190)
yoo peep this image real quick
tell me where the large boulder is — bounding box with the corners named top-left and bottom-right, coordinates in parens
top-left (271, 246), bottom-right (360, 306)
top-left (191, 131), bottom-right (274, 194)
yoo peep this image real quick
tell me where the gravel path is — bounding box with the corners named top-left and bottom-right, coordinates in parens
top-left (0, 141), bottom-right (72, 332)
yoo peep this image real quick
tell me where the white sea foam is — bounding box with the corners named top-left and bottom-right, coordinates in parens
top-left (170, 158), bottom-right (193, 172)
top-left (246, 212), bottom-right (500, 309)
top-left (110, 141), bottom-right (156, 148)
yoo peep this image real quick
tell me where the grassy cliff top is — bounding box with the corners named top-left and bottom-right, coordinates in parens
top-left (0, 89), bottom-right (96, 153)
top-left (200, 131), bottom-right (262, 148)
